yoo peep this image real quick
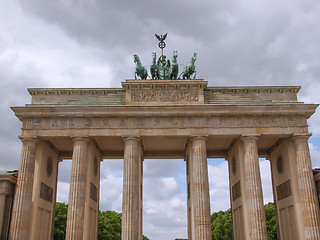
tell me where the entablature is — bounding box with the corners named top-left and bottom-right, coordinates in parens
top-left (27, 80), bottom-right (302, 106)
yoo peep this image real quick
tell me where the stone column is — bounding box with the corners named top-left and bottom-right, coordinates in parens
top-left (189, 136), bottom-right (212, 240)
top-left (240, 135), bottom-right (267, 240)
top-left (292, 134), bottom-right (320, 239)
top-left (9, 137), bottom-right (38, 240)
top-left (66, 138), bottom-right (90, 240)
top-left (122, 137), bottom-right (141, 240)
top-left (0, 191), bottom-right (7, 236)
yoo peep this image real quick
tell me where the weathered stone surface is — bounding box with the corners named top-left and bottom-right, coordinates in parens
top-left (122, 137), bottom-right (142, 240)
top-left (292, 134), bottom-right (320, 239)
top-left (9, 79), bottom-right (320, 240)
top-left (9, 137), bottom-right (38, 240)
top-left (66, 138), bottom-right (90, 240)
top-left (188, 136), bottom-right (212, 240)
top-left (241, 135), bottom-right (268, 240)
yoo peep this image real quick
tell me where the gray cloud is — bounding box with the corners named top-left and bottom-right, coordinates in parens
top-left (144, 159), bottom-right (184, 178)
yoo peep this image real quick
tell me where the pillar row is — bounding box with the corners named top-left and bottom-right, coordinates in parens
top-left (66, 137), bottom-right (90, 240)
top-left (292, 134), bottom-right (320, 239)
top-left (122, 137), bottom-right (142, 240)
top-left (240, 135), bottom-right (268, 240)
top-left (9, 137), bottom-right (38, 240)
top-left (188, 136), bottom-right (212, 240)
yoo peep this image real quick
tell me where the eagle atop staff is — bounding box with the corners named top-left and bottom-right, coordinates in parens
top-left (155, 33), bottom-right (167, 42)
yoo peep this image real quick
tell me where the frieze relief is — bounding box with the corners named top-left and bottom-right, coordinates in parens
top-left (131, 89), bottom-right (199, 102)
top-left (24, 115), bottom-right (307, 130)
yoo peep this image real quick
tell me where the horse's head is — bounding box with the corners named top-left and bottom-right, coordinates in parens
top-left (191, 53), bottom-right (197, 62)
top-left (133, 54), bottom-right (139, 64)
top-left (173, 51), bottom-right (178, 59)
top-left (152, 52), bottom-right (157, 60)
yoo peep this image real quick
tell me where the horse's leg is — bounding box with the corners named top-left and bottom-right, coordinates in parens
top-left (143, 69), bottom-right (148, 79)
top-left (135, 71), bottom-right (137, 79)
top-left (193, 70), bottom-right (197, 79)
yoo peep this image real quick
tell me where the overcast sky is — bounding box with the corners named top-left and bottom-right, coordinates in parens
top-left (1, 0), bottom-right (320, 239)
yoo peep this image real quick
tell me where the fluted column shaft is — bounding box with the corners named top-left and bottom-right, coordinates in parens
top-left (66, 138), bottom-right (90, 240)
top-left (190, 137), bottom-right (212, 240)
top-left (0, 192), bottom-right (7, 236)
top-left (122, 138), bottom-right (141, 240)
top-left (292, 134), bottom-right (320, 239)
top-left (241, 135), bottom-right (267, 240)
top-left (9, 137), bottom-right (38, 240)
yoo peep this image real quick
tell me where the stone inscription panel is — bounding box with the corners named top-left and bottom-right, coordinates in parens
top-left (25, 115), bottom-right (307, 130)
top-left (90, 182), bottom-right (98, 202)
top-left (131, 89), bottom-right (199, 102)
top-left (232, 181), bottom-right (241, 201)
top-left (40, 182), bottom-right (53, 203)
top-left (277, 180), bottom-right (292, 201)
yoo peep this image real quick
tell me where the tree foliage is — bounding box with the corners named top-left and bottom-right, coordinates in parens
top-left (54, 202), bottom-right (68, 240)
top-left (211, 209), bottom-right (232, 240)
top-left (53, 202), bottom-right (277, 240)
top-left (53, 202), bottom-right (149, 240)
top-left (98, 210), bottom-right (122, 240)
top-left (210, 202), bottom-right (278, 240)
top-left (264, 202), bottom-right (278, 240)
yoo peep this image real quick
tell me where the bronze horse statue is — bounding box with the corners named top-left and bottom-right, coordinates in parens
top-left (134, 54), bottom-right (148, 80)
top-left (169, 51), bottom-right (179, 79)
top-left (182, 53), bottom-right (197, 79)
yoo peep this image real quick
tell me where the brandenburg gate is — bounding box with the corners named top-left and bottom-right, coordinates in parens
top-left (8, 78), bottom-right (320, 240)
top-left (6, 32), bottom-right (320, 240)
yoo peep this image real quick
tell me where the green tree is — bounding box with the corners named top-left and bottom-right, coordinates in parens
top-left (53, 202), bottom-right (68, 240)
top-left (211, 209), bottom-right (232, 240)
top-left (53, 203), bottom-right (149, 240)
top-left (209, 202), bottom-right (278, 240)
top-left (98, 210), bottom-right (122, 240)
top-left (264, 202), bottom-right (277, 240)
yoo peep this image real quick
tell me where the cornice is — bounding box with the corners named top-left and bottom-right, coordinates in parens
top-left (11, 103), bottom-right (318, 121)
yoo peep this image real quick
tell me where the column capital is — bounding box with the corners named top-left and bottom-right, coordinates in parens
top-left (72, 137), bottom-right (91, 143)
top-left (190, 135), bottom-right (208, 141)
top-left (0, 175), bottom-right (17, 185)
top-left (292, 133), bottom-right (312, 140)
top-left (123, 136), bottom-right (141, 142)
top-left (240, 134), bottom-right (260, 142)
top-left (0, 180), bottom-right (14, 195)
top-left (18, 136), bottom-right (39, 144)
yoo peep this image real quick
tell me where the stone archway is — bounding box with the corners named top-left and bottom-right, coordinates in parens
top-left (9, 79), bottom-right (320, 240)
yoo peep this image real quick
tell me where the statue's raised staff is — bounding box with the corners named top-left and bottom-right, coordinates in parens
top-left (181, 53), bottom-right (197, 79)
top-left (169, 51), bottom-right (179, 79)
top-left (133, 54), bottom-right (148, 80)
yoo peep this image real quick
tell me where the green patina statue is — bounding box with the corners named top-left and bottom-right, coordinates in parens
top-left (150, 52), bottom-right (159, 79)
top-left (169, 50), bottom-right (179, 79)
top-left (133, 54), bottom-right (148, 80)
top-left (157, 55), bottom-right (170, 79)
top-left (181, 52), bottom-right (197, 79)
top-left (133, 33), bottom-right (197, 80)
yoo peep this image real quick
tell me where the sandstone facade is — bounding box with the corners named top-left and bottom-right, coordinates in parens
top-left (8, 79), bottom-right (320, 240)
